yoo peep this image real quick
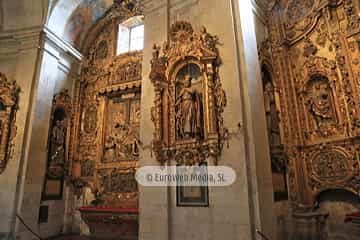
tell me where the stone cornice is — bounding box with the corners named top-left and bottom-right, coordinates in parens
top-left (0, 25), bottom-right (83, 63)
top-left (0, 26), bottom-right (42, 55)
top-left (43, 26), bottom-right (83, 61)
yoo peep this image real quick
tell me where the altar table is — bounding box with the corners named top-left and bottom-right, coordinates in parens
top-left (79, 206), bottom-right (139, 240)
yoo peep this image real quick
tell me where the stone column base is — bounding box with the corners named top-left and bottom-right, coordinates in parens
top-left (292, 211), bottom-right (329, 240)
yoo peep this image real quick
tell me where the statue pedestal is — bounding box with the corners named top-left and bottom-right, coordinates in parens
top-left (79, 207), bottom-right (138, 240)
top-left (292, 211), bottom-right (329, 240)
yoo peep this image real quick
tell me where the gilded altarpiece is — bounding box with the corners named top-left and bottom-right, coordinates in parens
top-left (71, 2), bottom-right (142, 208)
top-left (0, 73), bottom-right (19, 174)
top-left (259, 0), bottom-right (360, 209)
top-left (149, 21), bottom-right (227, 166)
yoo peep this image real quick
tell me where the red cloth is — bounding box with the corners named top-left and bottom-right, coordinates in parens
top-left (78, 206), bottom-right (139, 213)
top-left (344, 211), bottom-right (360, 223)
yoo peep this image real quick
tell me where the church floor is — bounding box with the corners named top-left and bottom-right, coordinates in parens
top-left (48, 235), bottom-right (89, 240)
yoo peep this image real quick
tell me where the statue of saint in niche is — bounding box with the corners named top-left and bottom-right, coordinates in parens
top-left (307, 78), bottom-right (337, 133)
top-left (50, 119), bottom-right (66, 166)
top-left (263, 81), bottom-right (281, 146)
top-left (176, 73), bottom-right (203, 140)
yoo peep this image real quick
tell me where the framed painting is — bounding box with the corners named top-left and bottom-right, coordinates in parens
top-left (176, 162), bottom-right (209, 207)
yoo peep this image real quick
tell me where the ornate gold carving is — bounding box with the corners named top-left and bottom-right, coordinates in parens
top-left (70, 4), bottom-right (142, 208)
top-left (306, 143), bottom-right (359, 195)
top-left (100, 169), bottom-right (137, 193)
top-left (102, 95), bottom-right (140, 163)
top-left (260, 0), bottom-right (360, 207)
top-left (83, 104), bottom-right (98, 134)
top-left (95, 40), bottom-right (109, 60)
top-left (81, 159), bottom-right (95, 177)
top-left (286, 0), bottom-right (315, 28)
top-left (302, 74), bottom-right (339, 138)
top-left (47, 90), bottom-right (72, 179)
top-left (0, 73), bottom-right (19, 174)
top-left (111, 53), bottom-right (142, 86)
top-left (263, 80), bottom-right (281, 146)
top-left (149, 21), bottom-right (227, 165)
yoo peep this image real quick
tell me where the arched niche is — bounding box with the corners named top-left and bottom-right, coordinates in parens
top-left (261, 63), bottom-right (288, 201)
top-left (298, 57), bottom-right (345, 143)
top-left (262, 64), bottom-right (281, 147)
top-left (316, 189), bottom-right (360, 205)
top-left (172, 60), bottom-right (204, 141)
top-left (42, 90), bottom-right (71, 200)
top-left (301, 74), bottom-right (342, 140)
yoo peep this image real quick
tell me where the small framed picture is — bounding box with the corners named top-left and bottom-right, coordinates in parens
top-left (176, 162), bottom-right (209, 207)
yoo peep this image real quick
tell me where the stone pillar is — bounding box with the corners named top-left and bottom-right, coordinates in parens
top-left (230, 0), bottom-right (278, 239)
top-left (0, 27), bottom-right (43, 240)
top-left (139, 1), bottom-right (170, 240)
top-left (139, 0), bottom-right (277, 240)
top-left (14, 28), bottom-right (81, 240)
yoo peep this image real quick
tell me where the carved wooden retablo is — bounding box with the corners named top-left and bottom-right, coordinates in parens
top-left (149, 21), bottom-right (227, 165)
top-left (0, 72), bottom-right (19, 174)
top-left (258, 0), bottom-right (360, 208)
top-left (70, 1), bottom-right (142, 208)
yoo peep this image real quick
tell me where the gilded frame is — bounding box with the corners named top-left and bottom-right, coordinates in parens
top-left (149, 21), bottom-right (227, 166)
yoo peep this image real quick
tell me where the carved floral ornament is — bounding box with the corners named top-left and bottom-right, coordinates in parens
top-left (306, 144), bottom-right (360, 196)
top-left (0, 72), bottom-right (20, 174)
top-left (149, 21), bottom-right (227, 165)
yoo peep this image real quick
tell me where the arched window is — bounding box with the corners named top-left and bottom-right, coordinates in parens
top-left (117, 16), bottom-right (144, 55)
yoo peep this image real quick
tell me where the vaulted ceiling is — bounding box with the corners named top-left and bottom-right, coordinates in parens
top-left (47, 0), bottom-right (113, 50)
